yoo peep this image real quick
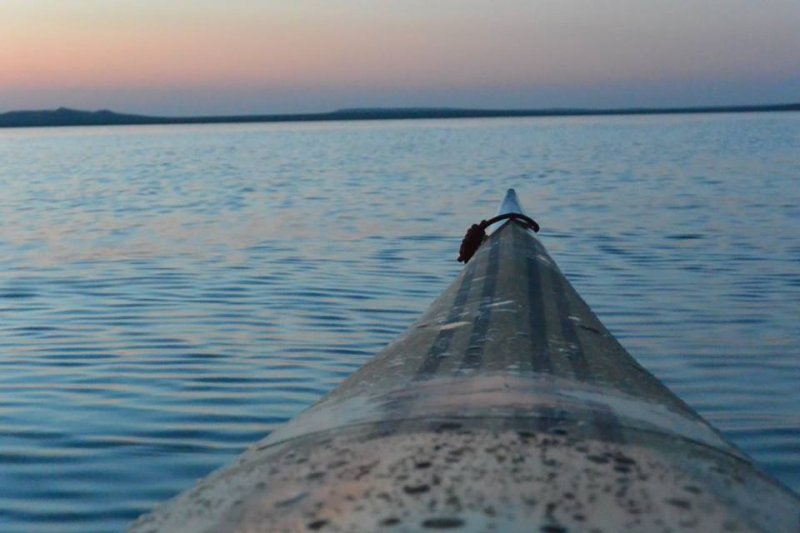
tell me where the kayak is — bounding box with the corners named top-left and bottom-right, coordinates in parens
top-left (131, 189), bottom-right (799, 532)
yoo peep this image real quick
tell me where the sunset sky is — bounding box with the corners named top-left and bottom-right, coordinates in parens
top-left (2, 0), bottom-right (799, 115)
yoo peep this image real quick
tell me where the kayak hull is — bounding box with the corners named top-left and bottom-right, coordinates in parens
top-left (131, 412), bottom-right (795, 532)
top-left (131, 195), bottom-right (799, 532)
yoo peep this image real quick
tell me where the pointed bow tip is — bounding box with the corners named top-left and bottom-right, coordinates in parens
top-left (498, 188), bottom-right (525, 216)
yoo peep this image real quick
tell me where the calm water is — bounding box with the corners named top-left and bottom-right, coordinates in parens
top-left (1, 113), bottom-right (798, 532)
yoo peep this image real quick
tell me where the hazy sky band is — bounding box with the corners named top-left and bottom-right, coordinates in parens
top-left (3, 0), bottom-right (799, 114)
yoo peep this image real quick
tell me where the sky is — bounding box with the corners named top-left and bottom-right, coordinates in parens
top-left (2, 0), bottom-right (799, 115)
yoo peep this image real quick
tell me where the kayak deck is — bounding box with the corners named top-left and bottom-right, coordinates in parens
top-left (131, 192), bottom-right (798, 532)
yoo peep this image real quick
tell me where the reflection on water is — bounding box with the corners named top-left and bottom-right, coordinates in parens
top-left (1, 113), bottom-right (799, 532)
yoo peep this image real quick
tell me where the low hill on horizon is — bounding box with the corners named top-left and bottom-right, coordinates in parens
top-left (1, 103), bottom-right (798, 129)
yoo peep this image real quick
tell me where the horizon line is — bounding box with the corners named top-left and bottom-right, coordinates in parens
top-left (1, 102), bottom-right (798, 129)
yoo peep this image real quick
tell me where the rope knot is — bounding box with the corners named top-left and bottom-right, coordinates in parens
top-left (457, 213), bottom-right (539, 263)
top-left (457, 221), bottom-right (489, 263)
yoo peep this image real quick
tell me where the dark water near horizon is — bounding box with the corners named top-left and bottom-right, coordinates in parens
top-left (1, 113), bottom-right (798, 532)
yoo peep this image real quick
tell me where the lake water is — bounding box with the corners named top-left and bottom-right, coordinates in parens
top-left (1, 113), bottom-right (798, 532)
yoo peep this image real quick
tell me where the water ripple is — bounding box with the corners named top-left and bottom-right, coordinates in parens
top-left (1, 114), bottom-right (799, 531)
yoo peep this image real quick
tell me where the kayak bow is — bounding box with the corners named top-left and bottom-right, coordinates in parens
top-left (131, 189), bottom-right (798, 532)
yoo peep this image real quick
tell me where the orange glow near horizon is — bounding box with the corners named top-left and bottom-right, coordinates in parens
top-left (2, 1), bottom-right (799, 113)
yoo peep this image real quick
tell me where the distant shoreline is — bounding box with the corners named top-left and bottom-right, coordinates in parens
top-left (1, 103), bottom-right (798, 129)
